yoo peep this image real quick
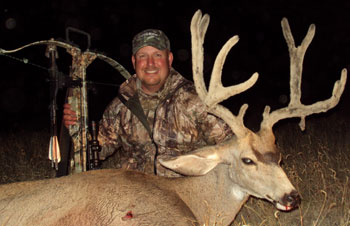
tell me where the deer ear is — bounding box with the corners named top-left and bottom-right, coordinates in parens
top-left (159, 154), bottom-right (220, 176)
top-left (159, 145), bottom-right (229, 176)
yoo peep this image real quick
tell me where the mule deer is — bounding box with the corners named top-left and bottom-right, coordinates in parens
top-left (0, 10), bottom-right (347, 226)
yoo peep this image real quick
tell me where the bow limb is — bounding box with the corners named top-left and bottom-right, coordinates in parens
top-left (94, 52), bottom-right (131, 80)
top-left (1, 39), bottom-right (131, 81)
top-left (0, 39), bottom-right (80, 54)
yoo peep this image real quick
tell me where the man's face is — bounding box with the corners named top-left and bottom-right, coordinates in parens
top-left (132, 46), bottom-right (173, 94)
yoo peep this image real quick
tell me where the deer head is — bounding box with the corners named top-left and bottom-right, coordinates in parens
top-left (160, 9), bottom-right (347, 212)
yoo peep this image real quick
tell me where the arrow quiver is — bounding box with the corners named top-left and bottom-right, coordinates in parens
top-left (46, 41), bottom-right (61, 169)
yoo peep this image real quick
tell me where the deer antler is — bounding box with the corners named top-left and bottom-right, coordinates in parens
top-left (191, 10), bottom-right (259, 138)
top-left (260, 18), bottom-right (347, 132)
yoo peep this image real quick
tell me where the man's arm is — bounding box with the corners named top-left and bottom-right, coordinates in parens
top-left (63, 102), bottom-right (121, 161)
top-left (97, 98), bottom-right (124, 160)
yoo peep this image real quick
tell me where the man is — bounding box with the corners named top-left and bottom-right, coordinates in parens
top-left (64, 29), bottom-right (233, 177)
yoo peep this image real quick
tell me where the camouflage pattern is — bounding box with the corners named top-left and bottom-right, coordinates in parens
top-left (67, 48), bottom-right (97, 173)
top-left (98, 68), bottom-right (233, 177)
top-left (132, 29), bottom-right (170, 54)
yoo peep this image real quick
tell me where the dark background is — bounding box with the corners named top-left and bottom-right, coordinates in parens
top-left (0, 0), bottom-right (349, 132)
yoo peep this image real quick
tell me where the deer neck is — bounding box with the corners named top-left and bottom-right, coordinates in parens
top-left (167, 164), bottom-right (249, 225)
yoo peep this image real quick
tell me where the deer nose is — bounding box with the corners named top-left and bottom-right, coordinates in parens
top-left (283, 190), bottom-right (301, 207)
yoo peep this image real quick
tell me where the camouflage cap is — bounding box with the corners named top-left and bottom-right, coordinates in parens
top-left (132, 29), bottom-right (170, 54)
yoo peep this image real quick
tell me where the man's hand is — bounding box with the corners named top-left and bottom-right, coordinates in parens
top-left (63, 103), bottom-right (77, 128)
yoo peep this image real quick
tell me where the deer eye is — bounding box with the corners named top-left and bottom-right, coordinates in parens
top-left (242, 158), bottom-right (255, 165)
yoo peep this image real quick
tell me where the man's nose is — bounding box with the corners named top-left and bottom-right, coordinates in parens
top-left (147, 57), bottom-right (155, 66)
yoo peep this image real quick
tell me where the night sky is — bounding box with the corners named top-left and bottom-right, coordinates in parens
top-left (0, 0), bottom-right (349, 132)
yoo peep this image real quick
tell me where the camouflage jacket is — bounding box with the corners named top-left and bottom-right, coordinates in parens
top-left (98, 68), bottom-right (233, 177)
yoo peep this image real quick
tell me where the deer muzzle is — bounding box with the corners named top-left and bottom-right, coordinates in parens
top-left (275, 190), bottom-right (301, 211)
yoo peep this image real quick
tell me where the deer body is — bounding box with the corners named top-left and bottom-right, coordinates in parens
top-left (0, 136), bottom-right (298, 226)
top-left (0, 168), bottom-right (246, 225)
top-left (0, 169), bottom-right (196, 226)
top-left (0, 9), bottom-right (347, 226)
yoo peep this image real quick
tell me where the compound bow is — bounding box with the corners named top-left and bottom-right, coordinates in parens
top-left (0, 32), bottom-right (131, 175)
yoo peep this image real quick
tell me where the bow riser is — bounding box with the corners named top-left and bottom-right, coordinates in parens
top-left (67, 49), bottom-right (97, 173)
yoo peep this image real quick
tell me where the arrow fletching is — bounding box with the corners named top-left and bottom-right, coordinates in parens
top-left (49, 135), bottom-right (61, 170)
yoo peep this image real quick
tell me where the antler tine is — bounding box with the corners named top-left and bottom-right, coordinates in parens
top-left (191, 10), bottom-right (210, 102)
top-left (191, 10), bottom-right (259, 138)
top-left (207, 37), bottom-right (259, 107)
top-left (260, 18), bottom-right (348, 132)
top-left (282, 17), bottom-right (315, 108)
top-left (210, 103), bottom-right (250, 138)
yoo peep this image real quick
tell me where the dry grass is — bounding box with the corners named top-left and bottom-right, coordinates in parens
top-left (0, 127), bottom-right (56, 184)
top-left (0, 111), bottom-right (349, 226)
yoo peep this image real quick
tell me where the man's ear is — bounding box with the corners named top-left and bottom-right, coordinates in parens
top-left (168, 51), bottom-right (173, 67)
top-left (131, 55), bottom-right (136, 69)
